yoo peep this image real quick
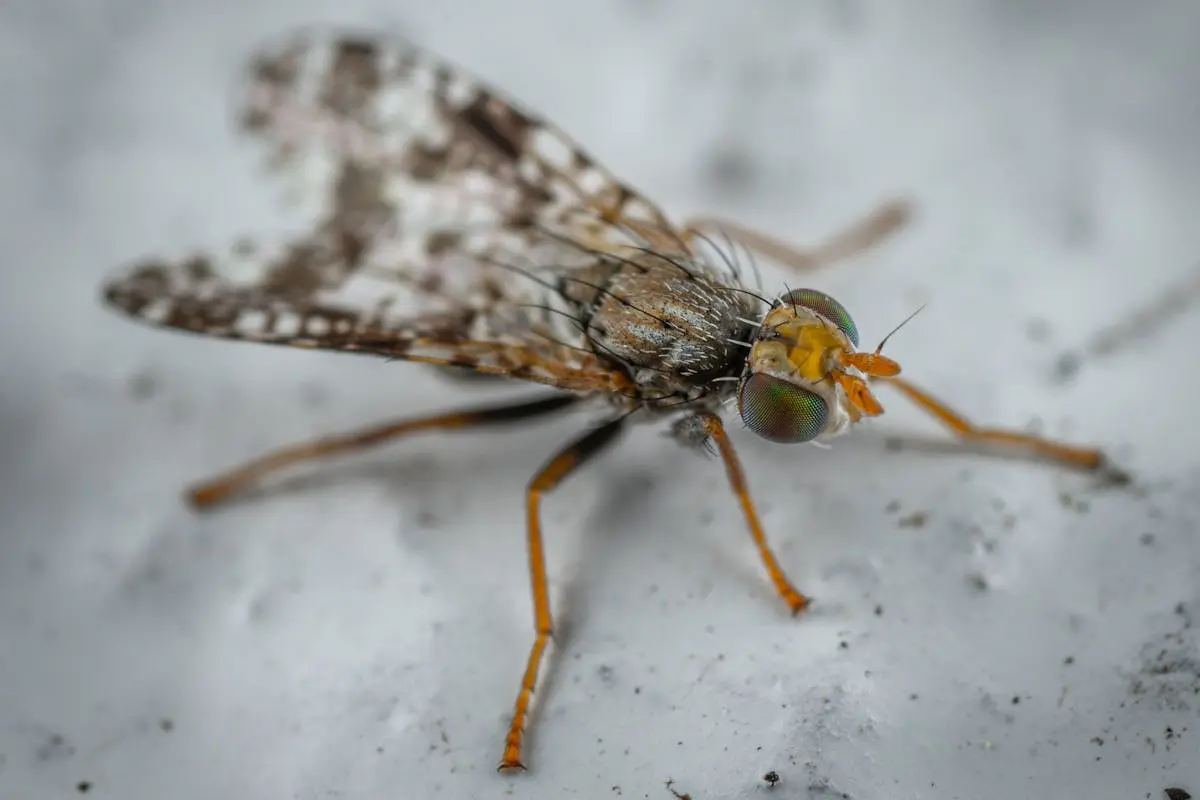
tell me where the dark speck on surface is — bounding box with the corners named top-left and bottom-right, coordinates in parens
top-left (825, 0), bottom-right (865, 35)
top-left (703, 144), bottom-right (758, 195)
top-left (665, 778), bottom-right (692, 800)
top-left (1025, 317), bottom-right (1052, 343)
top-left (127, 369), bottom-right (160, 400)
top-left (1054, 351), bottom-right (1082, 382)
top-left (36, 734), bottom-right (75, 762)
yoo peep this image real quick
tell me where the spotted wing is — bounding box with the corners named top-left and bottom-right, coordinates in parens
top-left (103, 255), bottom-right (631, 395)
top-left (101, 25), bottom-right (685, 394)
top-left (238, 25), bottom-right (677, 255)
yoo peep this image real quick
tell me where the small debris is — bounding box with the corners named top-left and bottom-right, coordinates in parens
top-left (1057, 491), bottom-right (1090, 513)
top-left (1165, 789), bottom-right (1192, 800)
top-left (127, 370), bottom-right (160, 400)
top-left (1026, 318), bottom-right (1052, 343)
top-left (1054, 351), bottom-right (1082, 382)
top-left (159, 718), bottom-right (174, 733)
top-left (597, 664), bottom-right (616, 685)
top-left (898, 511), bottom-right (928, 529)
top-left (76, 782), bottom-right (92, 794)
top-left (703, 144), bottom-right (758, 195)
top-left (763, 770), bottom-right (781, 788)
top-left (36, 733), bottom-right (75, 762)
top-left (665, 778), bottom-right (692, 800)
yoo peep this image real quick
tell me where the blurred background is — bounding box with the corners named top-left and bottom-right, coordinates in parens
top-left (2, 1), bottom-right (1199, 798)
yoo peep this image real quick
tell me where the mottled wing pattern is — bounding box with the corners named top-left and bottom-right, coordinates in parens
top-left (102, 26), bottom-right (682, 395)
top-left (239, 26), bottom-right (676, 253)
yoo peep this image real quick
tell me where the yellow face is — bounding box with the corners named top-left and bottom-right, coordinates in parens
top-left (753, 307), bottom-right (850, 381)
top-left (737, 291), bottom-right (901, 444)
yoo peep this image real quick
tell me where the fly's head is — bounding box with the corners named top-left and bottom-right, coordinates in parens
top-left (737, 289), bottom-right (902, 444)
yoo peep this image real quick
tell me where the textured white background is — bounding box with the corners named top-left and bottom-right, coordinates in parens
top-left (3, 1), bottom-right (1200, 799)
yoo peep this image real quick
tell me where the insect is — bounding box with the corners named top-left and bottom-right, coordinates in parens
top-left (101, 26), bottom-right (1118, 771)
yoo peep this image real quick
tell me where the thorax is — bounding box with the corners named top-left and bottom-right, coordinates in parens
top-left (558, 253), bottom-right (755, 407)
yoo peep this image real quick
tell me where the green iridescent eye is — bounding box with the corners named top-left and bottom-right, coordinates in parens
top-left (738, 373), bottom-right (829, 444)
top-left (783, 288), bottom-right (858, 346)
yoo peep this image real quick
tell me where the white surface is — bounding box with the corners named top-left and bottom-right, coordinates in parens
top-left (3, 2), bottom-right (1200, 798)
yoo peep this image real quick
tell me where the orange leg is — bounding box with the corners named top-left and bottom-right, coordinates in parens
top-left (499, 417), bottom-right (627, 772)
top-left (684, 198), bottom-right (911, 274)
top-left (879, 376), bottom-right (1115, 473)
top-left (187, 394), bottom-right (579, 508)
top-left (697, 413), bottom-right (810, 614)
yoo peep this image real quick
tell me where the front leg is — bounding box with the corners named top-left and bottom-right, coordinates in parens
top-left (878, 376), bottom-right (1127, 480)
top-left (676, 413), bottom-right (811, 615)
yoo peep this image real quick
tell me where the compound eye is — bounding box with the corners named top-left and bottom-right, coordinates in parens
top-left (782, 288), bottom-right (859, 346)
top-left (738, 373), bottom-right (829, 443)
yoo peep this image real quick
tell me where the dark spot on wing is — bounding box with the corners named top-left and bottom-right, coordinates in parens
top-left (402, 142), bottom-right (453, 182)
top-left (183, 256), bottom-right (214, 282)
top-left (426, 230), bottom-right (463, 257)
top-left (260, 244), bottom-right (329, 299)
top-left (458, 93), bottom-right (532, 163)
top-left (322, 38), bottom-right (383, 117)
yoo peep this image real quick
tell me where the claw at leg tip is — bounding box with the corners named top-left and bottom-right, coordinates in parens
top-left (186, 484), bottom-right (222, 509)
